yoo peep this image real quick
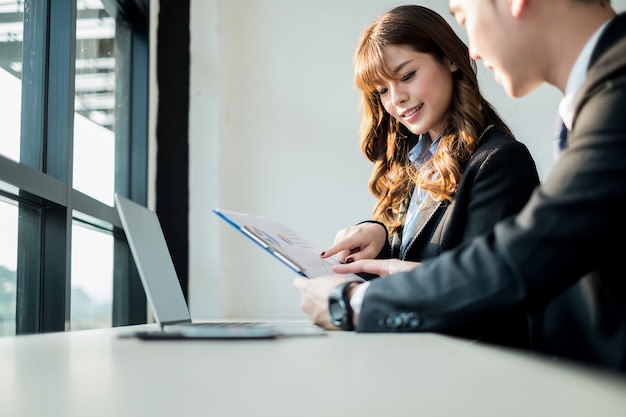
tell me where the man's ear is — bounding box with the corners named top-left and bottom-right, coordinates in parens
top-left (447, 58), bottom-right (459, 73)
top-left (511, 0), bottom-right (527, 17)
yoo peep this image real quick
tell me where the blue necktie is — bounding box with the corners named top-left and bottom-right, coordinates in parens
top-left (553, 117), bottom-right (568, 159)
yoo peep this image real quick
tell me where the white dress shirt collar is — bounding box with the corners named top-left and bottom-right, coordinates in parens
top-left (558, 18), bottom-right (613, 129)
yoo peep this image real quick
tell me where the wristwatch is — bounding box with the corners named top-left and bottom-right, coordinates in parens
top-left (328, 281), bottom-right (357, 331)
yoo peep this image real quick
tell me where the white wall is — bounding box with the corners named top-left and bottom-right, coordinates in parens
top-left (179, 0), bottom-right (626, 319)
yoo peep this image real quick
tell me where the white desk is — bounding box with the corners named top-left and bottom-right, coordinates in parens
top-left (1, 323), bottom-right (625, 417)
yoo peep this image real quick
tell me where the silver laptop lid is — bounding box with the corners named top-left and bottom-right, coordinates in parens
top-left (114, 194), bottom-right (191, 327)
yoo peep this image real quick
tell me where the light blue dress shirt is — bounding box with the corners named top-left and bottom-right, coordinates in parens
top-left (400, 134), bottom-right (441, 254)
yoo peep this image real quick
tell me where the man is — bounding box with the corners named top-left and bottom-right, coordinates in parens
top-left (293, 0), bottom-right (626, 374)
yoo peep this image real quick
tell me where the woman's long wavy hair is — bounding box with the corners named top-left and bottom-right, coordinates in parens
top-left (355, 5), bottom-right (512, 235)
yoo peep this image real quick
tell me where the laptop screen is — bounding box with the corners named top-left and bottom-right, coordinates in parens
top-left (115, 194), bottom-right (192, 326)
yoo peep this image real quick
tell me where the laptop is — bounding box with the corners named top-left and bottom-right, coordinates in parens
top-left (114, 194), bottom-right (325, 340)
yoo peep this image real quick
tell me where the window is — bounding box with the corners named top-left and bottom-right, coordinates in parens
top-left (0, 0), bottom-right (22, 162)
top-left (0, 0), bottom-right (149, 334)
top-left (0, 198), bottom-right (18, 336)
top-left (70, 221), bottom-right (114, 331)
top-left (73, 0), bottom-right (116, 205)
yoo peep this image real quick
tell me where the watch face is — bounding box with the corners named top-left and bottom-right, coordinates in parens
top-left (328, 282), bottom-right (355, 331)
top-left (329, 299), bottom-right (345, 323)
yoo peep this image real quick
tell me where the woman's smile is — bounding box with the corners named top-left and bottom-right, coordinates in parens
top-left (401, 103), bottom-right (424, 123)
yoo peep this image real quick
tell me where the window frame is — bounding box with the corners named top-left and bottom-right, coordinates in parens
top-left (0, 0), bottom-right (149, 334)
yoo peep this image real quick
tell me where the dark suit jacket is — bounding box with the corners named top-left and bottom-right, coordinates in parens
top-left (378, 129), bottom-right (539, 348)
top-left (383, 128), bottom-right (539, 263)
top-left (373, 127), bottom-right (540, 348)
top-left (358, 13), bottom-right (626, 375)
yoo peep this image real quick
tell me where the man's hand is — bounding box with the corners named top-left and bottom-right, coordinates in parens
top-left (331, 258), bottom-right (420, 276)
top-left (293, 275), bottom-right (355, 329)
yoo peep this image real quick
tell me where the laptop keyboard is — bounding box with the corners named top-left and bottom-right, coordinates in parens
top-left (191, 322), bottom-right (262, 328)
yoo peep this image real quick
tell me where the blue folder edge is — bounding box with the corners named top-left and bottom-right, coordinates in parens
top-left (212, 209), bottom-right (307, 277)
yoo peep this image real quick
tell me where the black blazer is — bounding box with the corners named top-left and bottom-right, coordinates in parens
top-left (381, 127), bottom-right (539, 263)
top-left (358, 13), bottom-right (626, 375)
top-left (370, 127), bottom-right (540, 348)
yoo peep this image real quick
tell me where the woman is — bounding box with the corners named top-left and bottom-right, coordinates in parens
top-left (320, 5), bottom-right (540, 347)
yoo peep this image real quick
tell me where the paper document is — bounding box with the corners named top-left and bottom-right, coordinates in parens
top-left (213, 208), bottom-right (364, 281)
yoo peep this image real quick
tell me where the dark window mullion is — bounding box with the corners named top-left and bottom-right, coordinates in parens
top-left (156, 0), bottom-right (190, 301)
top-left (47, 0), bottom-right (76, 184)
top-left (129, 24), bottom-right (149, 204)
top-left (15, 204), bottom-right (43, 334)
top-left (113, 18), bottom-right (148, 326)
top-left (41, 204), bottom-right (71, 332)
top-left (41, 0), bottom-right (77, 332)
top-left (126, 23), bottom-right (149, 325)
top-left (16, 0), bottom-right (50, 334)
top-left (20, 0), bottom-right (48, 170)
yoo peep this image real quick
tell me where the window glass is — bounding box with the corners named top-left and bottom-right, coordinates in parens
top-left (0, 0), bottom-right (148, 334)
top-left (0, 1), bottom-right (24, 162)
top-left (0, 199), bottom-right (18, 336)
top-left (70, 221), bottom-right (113, 330)
top-left (73, 0), bottom-right (116, 206)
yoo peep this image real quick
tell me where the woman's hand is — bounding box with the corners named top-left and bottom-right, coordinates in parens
top-left (332, 258), bottom-right (420, 277)
top-left (321, 222), bottom-right (387, 263)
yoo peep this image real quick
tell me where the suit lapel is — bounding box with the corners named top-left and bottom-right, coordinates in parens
top-left (400, 200), bottom-right (443, 260)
